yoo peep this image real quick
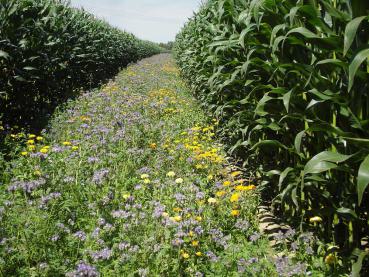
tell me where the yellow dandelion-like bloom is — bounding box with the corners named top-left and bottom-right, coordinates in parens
top-left (191, 240), bottom-right (199, 247)
top-left (63, 141), bottom-right (72, 146)
top-left (216, 191), bottom-right (226, 197)
top-left (36, 136), bottom-right (43, 141)
top-left (27, 139), bottom-right (35, 145)
top-left (188, 230), bottom-right (194, 237)
top-left (195, 216), bottom-right (202, 222)
top-left (140, 174), bottom-right (149, 179)
top-left (182, 252), bottom-right (190, 259)
top-left (175, 178), bottom-right (184, 184)
top-left (123, 194), bottom-right (130, 200)
top-left (231, 210), bottom-right (240, 216)
top-left (230, 193), bottom-right (240, 203)
top-left (309, 216), bottom-right (323, 223)
top-left (28, 134), bottom-right (36, 139)
top-left (173, 207), bottom-right (182, 212)
top-left (21, 151), bottom-right (28, 156)
top-left (195, 251), bottom-right (202, 257)
top-left (28, 145), bottom-right (36, 151)
top-left (207, 197), bottom-right (217, 204)
top-left (325, 254), bottom-right (336, 265)
top-left (231, 171), bottom-right (242, 177)
top-left (40, 148), bottom-right (49, 154)
top-left (34, 170), bottom-right (42, 176)
top-left (40, 148), bottom-right (48, 154)
top-left (72, 146), bottom-right (79, 151)
top-left (223, 180), bottom-right (231, 186)
top-left (166, 171), bottom-right (176, 177)
top-left (143, 178), bottom-right (151, 184)
top-left (173, 215), bottom-right (182, 222)
top-left (149, 143), bottom-right (157, 149)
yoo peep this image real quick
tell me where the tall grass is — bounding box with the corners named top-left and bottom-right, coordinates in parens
top-left (0, 0), bottom-right (162, 130)
top-left (175, 0), bottom-right (369, 272)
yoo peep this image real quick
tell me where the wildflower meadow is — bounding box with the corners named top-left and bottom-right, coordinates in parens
top-left (1, 0), bottom-right (368, 276)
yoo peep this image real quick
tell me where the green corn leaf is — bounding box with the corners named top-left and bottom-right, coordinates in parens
top-left (278, 167), bottom-right (294, 190)
top-left (0, 50), bottom-right (10, 59)
top-left (286, 27), bottom-right (318, 39)
top-left (357, 154), bottom-right (369, 206)
top-left (294, 131), bottom-right (305, 154)
top-left (304, 151), bottom-right (352, 175)
top-left (344, 16), bottom-right (367, 56)
top-left (351, 249), bottom-right (368, 277)
top-left (348, 47), bottom-right (369, 91)
top-left (336, 207), bottom-right (358, 219)
top-left (250, 140), bottom-right (288, 151)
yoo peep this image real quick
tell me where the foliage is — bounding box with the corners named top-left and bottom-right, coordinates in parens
top-left (174, 0), bottom-right (369, 274)
top-left (0, 0), bottom-right (163, 130)
top-left (0, 54), bottom-right (295, 276)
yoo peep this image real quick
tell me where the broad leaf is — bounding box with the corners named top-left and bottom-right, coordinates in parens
top-left (357, 154), bottom-right (369, 206)
top-left (348, 48), bottom-right (369, 91)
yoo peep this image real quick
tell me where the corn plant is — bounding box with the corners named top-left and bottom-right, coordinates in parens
top-left (0, 0), bottom-right (162, 131)
top-left (175, 0), bottom-right (369, 273)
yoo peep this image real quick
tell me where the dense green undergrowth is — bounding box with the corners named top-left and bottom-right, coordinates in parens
top-left (0, 54), bottom-right (337, 276)
top-left (174, 0), bottom-right (369, 274)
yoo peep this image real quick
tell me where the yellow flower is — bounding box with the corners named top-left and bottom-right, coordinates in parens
top-left (216, 191), bottom-right (226, 197)
top-left (28, 134), bottom-right (36, 139)
top-left (325, 254), bottom-right (336, 265)
top-left (195, 216), bottom-right (202, 222)
top-left (188, 230), bottom-right (194, 237)
top-left (140, 174), bottom-right (149, 179)
top-left (173, 207), bottom-right (182, 212)
top-left (149, 143), bottom-right (157, 149)
top-left (72, 146), bottom-right (79, 151)
top-left (309, 216), bottom-right (323, 223)
top-left (223, 180), bottom-right (231, 186)
top-left (235, 185), bottom-right (256, 191)
top-left (27, 139), bottom-right (35, 145)
top-left (191, 240), bottom-right (199, 247)
top-left (173, 215), bottom-right (182, 222)
top-left (40, 148), bottom-right (48, 154)
top-left (21, 151), bottom-right (28, 156)
top-left (34, 170), bottom-right (42, 176)
top-left (195, 251), bottom-right (202, 257)
top-left (123, 194), bottom-right (130, 200)
top-left (207, 174), bottom-right (214, 180)
top-left (182, 252), bottom-right (190, 259)
top-left (162, 212), bottom-right (169, 218)
top-left (231, 171), bottom-right (242, 177)
top-left (231, 210), bottom-right (240, 216)
top-left (63, 141), bottom-right (72, 146)
top-left (36, 136), bottom-right (43, 141)
top-left (207, 197), bottom-right (217, 204)
top-left (230, 193), bottom-right (240, 203)
top-left (166, 171), bottom-right (176, 177)
top-left (143, 179), bottom-right (151, 184)
top-left (28, 145), bottom-right (36, 151)
top-left (175, 178), bottom-right (184, 184)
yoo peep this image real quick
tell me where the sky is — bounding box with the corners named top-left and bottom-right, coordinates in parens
top-left (70, 0), bottom-right (202, 43)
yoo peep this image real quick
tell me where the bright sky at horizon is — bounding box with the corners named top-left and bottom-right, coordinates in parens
top-left (70, 0), bottom-right (202, 43)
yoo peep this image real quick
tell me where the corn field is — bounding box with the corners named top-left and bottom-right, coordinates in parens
top-left (175, 0), bottom-right (369, 271)
top-left (0, 0), bottom-right (162, 130)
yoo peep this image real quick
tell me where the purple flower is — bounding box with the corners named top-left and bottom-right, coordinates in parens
top-left (90, 248), bottom-right (112, 262)
top-left (205, 251), bottom-right (219, 262)
top-left (67, 261), bottom-right (99, 277)
top-left (73, 231), bottom-right (87, 241)
top-left (235, 219), bottom-right (250, 231)
top-left (249, 232), bottom-right (261, 242)
top-left (92, 169), bottom-right (109, 185)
